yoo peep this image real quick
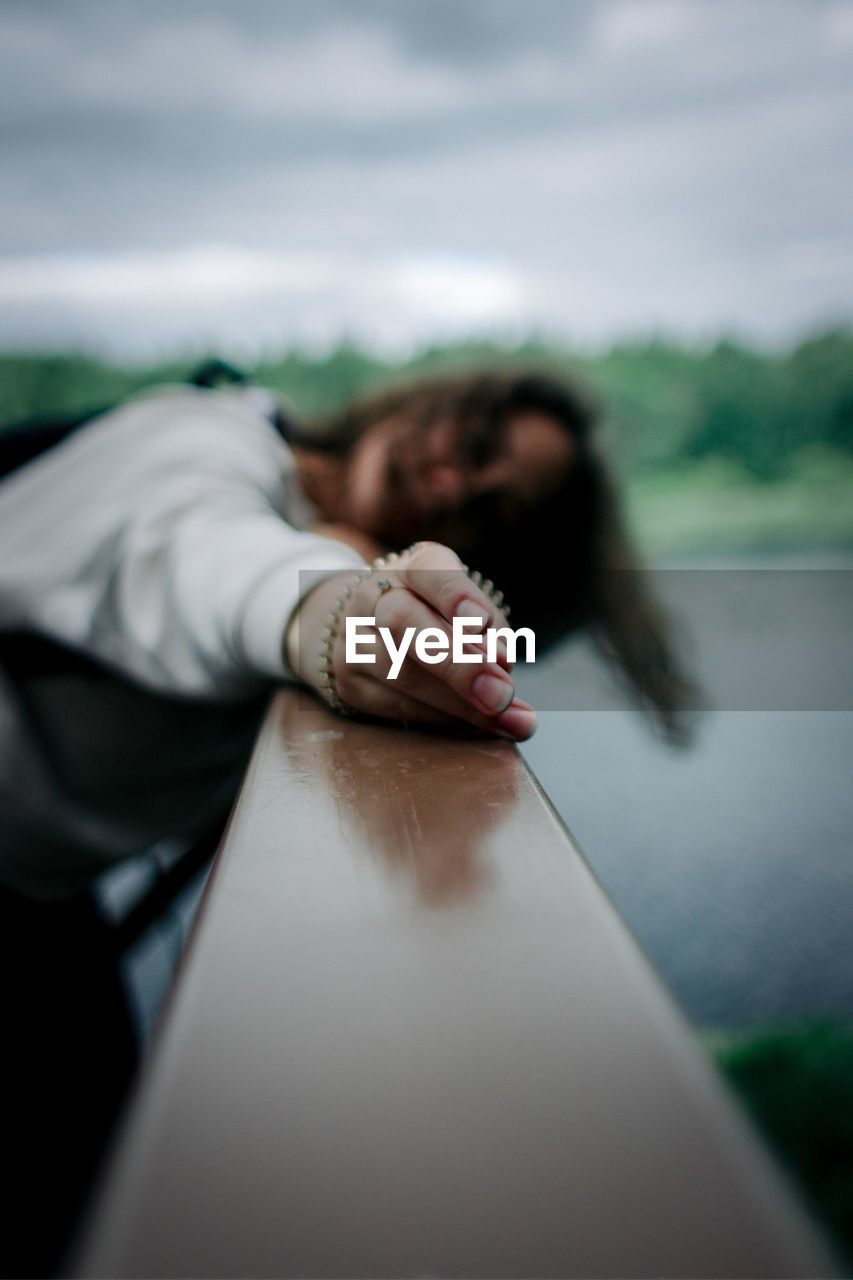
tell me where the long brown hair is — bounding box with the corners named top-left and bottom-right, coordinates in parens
top-left (297, 369), bottom-right (698, 744)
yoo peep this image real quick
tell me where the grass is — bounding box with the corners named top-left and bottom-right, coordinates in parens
top-left (706, 1018), bottom-right (853, 1271)
top-left (627, 450), bottom-right (853, 557)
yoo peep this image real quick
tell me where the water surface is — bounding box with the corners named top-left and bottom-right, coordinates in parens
top-left (517, 554), bottom-right (853, 1027)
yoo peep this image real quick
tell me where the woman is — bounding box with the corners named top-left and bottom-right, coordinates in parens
top-left (0, 365), bottom-right (692, 1275)
top-left (285, 369), bottom-right (694, 743)
top-left (1, 366), bottom-right (693, 897)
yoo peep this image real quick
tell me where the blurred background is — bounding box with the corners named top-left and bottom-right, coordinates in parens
top-left (2, 0), bottom-right (852, 550)
top-left (2, 0), bottom-right (852, 1257)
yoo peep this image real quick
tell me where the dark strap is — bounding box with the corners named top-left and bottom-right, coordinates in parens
top-left (187, 358), bottom-right (248, 389)
top-left (109, 817), bottom-right (225, 954)
top-left (0, 408), bottom-right (111, 479)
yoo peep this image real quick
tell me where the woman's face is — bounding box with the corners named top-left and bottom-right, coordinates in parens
top-left (342, 408), bottom-right (575, 552)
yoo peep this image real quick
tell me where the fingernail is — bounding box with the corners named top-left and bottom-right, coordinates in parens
top-left (495, 702), bottom-right (538, 740)
top-left (472, 672), bottom-right (514, 714)
top-left (455, 598), bottom-right (487, 625)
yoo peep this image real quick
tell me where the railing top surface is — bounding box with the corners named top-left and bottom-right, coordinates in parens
top-left (75, 690), bottom-right (831, 1278)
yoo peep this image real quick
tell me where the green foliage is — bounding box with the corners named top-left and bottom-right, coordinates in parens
top-left (588, 339), bottom-right (704, 472)
top-left (709, 1019), bottom-right (853, 1269)
top-left (0, 352), bottom-right (197, 426)
top-left (4, 329), bottom-right (851, 475)
top-left (2, 331), bottom-right (852, 553)
top-left (676, 331), bottom-right (853, 479)
top-left (626, 449), bottom-right (853, 555)
top-left (253, 344), bottom-right (391, 419)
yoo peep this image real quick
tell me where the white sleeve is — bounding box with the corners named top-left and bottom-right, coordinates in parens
top-left (0, 392), bottom-right (367, 698)
top-left (97, 494), bottom-right (366, 694)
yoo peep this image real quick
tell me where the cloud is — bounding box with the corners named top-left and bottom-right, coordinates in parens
top-left (0, 247), bottom-right (336, 303)
top-left (0, 246), bottom-right (532, 358)
top-left (0, 0), bottom-right (851, 354)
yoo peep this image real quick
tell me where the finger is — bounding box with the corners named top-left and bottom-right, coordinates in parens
top-left (375, 661), bottom-right (538, 740)
top-left (357, 587), bottom-right (526, 726)
top-left (364, 551), bottom-right (511, 668)
top-left (337, 664), bottom-right (536, 740)
top-left (397, 542), bottom-right (509, 636)
top-left (370, 589), bottom-right (511, 670)
top-left (334, 667), bottom-right (461, 726)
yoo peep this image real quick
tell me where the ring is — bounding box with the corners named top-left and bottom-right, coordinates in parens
top-left (373, 575), bottom-right (408, 608)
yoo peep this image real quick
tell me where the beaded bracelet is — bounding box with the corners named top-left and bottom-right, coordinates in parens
top-left (316, 550), bottom-right (509, 716)
top-left (460, 566), bottom-right (509, 618)
top-left (316, 569), bottom-right (368, 716)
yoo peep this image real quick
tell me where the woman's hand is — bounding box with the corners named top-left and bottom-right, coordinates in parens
top-left (286, 542), bottom-right (537, 740)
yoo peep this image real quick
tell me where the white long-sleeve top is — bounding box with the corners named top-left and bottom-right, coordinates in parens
top-left (0, 384), bottom-right (365, 696)
top-left (0, 384), bottom-right (367, 898)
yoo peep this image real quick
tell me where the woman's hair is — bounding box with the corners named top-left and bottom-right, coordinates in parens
top-left (298, 369), bottom-right (698, 744)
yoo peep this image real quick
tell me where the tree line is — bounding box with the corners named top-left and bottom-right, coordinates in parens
top-left (1, 328), bottom-right (851, 480)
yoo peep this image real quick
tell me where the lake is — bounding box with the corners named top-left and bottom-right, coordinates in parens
top-left (516, 553), bottom-right (853, 1029)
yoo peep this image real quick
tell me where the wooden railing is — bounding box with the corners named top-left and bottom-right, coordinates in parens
top-left (72, 689), bottom-right (832, 1278)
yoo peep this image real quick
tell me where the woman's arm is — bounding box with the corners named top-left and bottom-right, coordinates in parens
top-left (0, 393), bottom-right (368, 697)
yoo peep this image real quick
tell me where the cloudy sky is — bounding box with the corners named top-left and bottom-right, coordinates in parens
top-left (1, 0), bottom-right (851, 359)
